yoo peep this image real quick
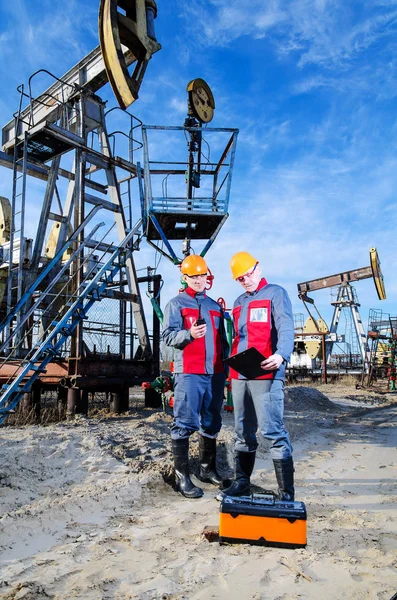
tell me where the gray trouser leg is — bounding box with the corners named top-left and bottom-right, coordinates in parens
top-left (232, 379), bottom-right (293, 460)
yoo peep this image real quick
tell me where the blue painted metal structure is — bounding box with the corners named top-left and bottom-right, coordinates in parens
top-left (138, 125), bottom-right (238, 263)
top-left (0, 222), bottom-right (141, 424)
top-left (0, 207), bottom-right (104, 349)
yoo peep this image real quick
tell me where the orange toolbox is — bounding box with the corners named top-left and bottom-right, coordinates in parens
top-left (219, 494), bottom-right (307, 548)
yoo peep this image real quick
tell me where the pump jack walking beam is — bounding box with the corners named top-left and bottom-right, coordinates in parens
top-left (297, 248), bottom-right (386, 302)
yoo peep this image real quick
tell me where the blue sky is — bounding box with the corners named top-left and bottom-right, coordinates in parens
top-left (1, 0), bottom-right (397, 337)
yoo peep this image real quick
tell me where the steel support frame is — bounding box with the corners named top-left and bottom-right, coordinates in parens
top-left (326, 284), bottom-right (367, 364)
top-left (139, 124), bottom-right (238, 263)
top-left (96, 101), bottom-right (151, 356)
top-left (1, 81), bottom-right (159, 413)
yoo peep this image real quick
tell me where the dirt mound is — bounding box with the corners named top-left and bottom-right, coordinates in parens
top-left (94, 411), bottom-right (235, 481)
top-left (285, 386), bottom-right (340, 412)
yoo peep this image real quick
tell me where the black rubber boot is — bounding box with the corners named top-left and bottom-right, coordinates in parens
top-left (218, 451), bottom-right (255, 498)
top-left (172, 438), bottom-right (203, 499)
top-left (273, 456), bottom-right (295, 501)
top-left (198, 435), bottom-right (223, 485)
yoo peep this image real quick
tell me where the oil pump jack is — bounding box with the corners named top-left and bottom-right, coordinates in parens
top-left (296, 248), bottom-right (386, 367)
top-left (0, 0), bottom-right (238, 423)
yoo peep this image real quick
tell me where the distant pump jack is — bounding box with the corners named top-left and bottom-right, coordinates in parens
top-left (296, 248), bottom-right (386, 364)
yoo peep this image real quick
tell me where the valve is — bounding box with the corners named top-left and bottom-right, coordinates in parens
top-left (206, 267), bottom-right (214, 290)
top-left (142, 375), bottom-right (174, 411)
top-left (141, 376), bottom-right (171, 394)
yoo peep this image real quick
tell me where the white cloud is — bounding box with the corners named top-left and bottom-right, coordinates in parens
top-left (169, 97), bottom-right (188, 114)
top-left (0, 31), bottom-right (10, 44)
top-left (182, 0), bottom-right (397, 69)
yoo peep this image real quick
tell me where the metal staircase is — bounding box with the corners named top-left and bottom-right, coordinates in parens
top-left (0, 206), bottom-right (104, 350)
top-left (6, 87), bottom-right (29, 329)
top-left (0, 221), bottom-right (141, 423)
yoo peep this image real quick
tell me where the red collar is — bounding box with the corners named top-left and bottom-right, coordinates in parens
top-left (257, 277), bottom-right (268, 291)
top-left (247, 277), bottom-right (268, 295)
top-left (185, 287), bottom-right (206, 298)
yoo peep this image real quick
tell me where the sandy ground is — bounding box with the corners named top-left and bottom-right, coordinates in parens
top-left (0, 385), bottom-right (396, 600)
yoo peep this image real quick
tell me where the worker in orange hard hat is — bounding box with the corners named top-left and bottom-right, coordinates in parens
top-left (219, 251), bottom-right (295, 502)
top-left (162, 255), bottom-right (229, 499)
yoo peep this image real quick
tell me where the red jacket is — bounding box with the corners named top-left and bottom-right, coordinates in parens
top-left (162, 288), bottom-right (229, 374)
top-left (231, 278), bottom-right (294, 380)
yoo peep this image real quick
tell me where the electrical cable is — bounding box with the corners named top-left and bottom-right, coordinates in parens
top-left (201, 137), bottom-right (211, 170)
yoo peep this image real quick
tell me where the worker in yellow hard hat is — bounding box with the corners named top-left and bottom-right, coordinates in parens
top-left (220, 251), bottom-right (295, 502)
top-left (162, 255), bottom-right (229, 499)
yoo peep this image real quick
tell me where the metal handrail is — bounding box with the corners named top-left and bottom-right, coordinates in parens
top-left (27, 69), bottom-right (81, 129)
top-left (108, 130), bottom-right (143, 158)
top-left (0, 219), bottom-right (119, 382)
top-left (105, 106), bottom-right (143, 163)
top-left (0, 205), bottom-right (104, 335)
top-left (0, 223), bottom-right (104, 353)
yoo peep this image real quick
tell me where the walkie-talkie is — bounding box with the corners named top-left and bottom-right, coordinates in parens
top-left (196, 305), bottom-right (205, 326)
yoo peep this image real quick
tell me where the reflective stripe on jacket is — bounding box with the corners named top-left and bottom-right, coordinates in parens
top-left (230, 278), bottom-right (294, 381)
top-left (162, 290), bottom-right (229, 374)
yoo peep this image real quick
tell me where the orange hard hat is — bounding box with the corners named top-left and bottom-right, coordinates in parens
top-left (180, 254), bottom-right (208, 276)
top-left (230, 251), bottom-right (258, 279)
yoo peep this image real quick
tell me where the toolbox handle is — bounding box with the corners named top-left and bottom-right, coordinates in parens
top-left (249, 492), bottom-right (276, 505)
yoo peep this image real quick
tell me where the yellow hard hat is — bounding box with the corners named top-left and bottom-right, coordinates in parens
top-left (180, 254), bottom-right (208, 276)
top-left (230, 251), bottom-right (258, 279)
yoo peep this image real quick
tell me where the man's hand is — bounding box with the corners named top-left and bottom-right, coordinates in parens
top-left (261, 353), bottom-right (284, 371)
top-left (190, 322), bottom-right (207, 339)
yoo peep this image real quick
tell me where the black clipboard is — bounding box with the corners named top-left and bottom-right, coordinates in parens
top-left (224, 347), bottom-right (269, 379)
